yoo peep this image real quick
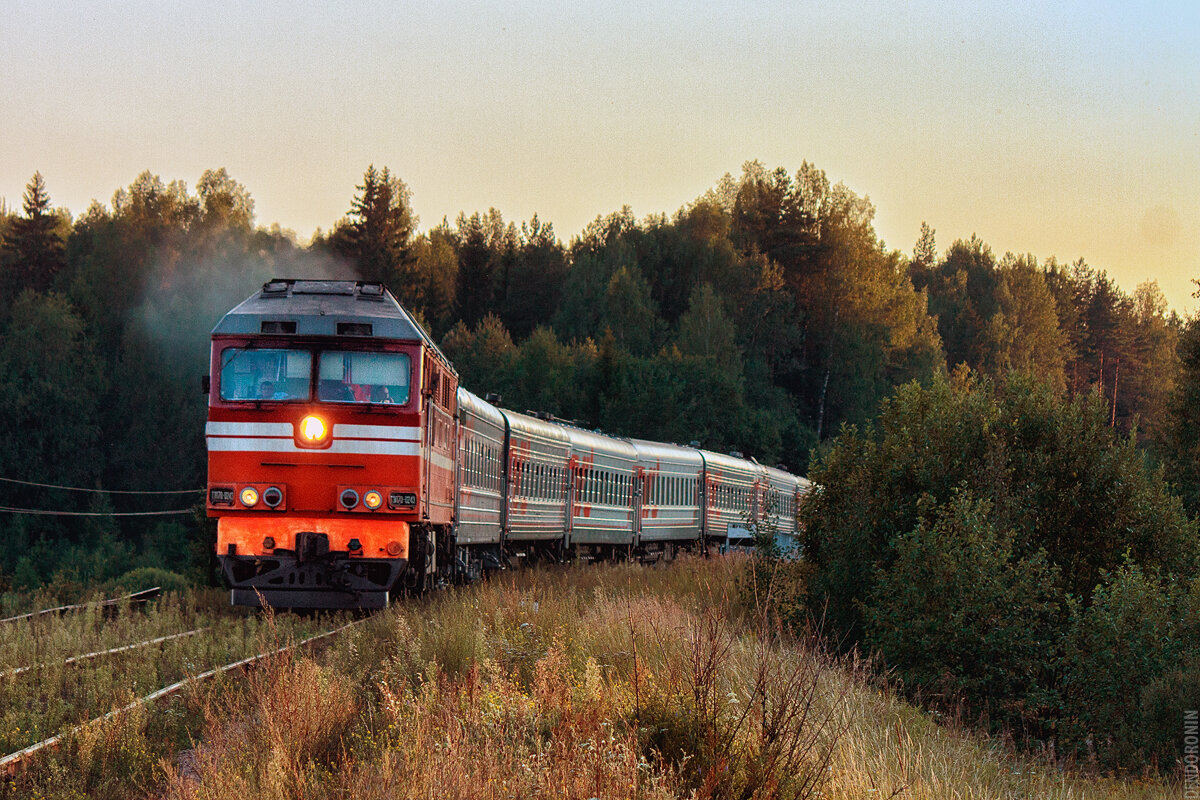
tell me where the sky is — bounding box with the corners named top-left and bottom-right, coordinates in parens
top-left (3, 1), bottom-right (1198, 310)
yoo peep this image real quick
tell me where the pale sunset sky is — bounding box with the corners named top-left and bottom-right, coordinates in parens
top-left (3, 1), bottom-right (1197, 309)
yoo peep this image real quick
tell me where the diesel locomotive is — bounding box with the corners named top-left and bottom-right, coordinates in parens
top-left (206, 279), bottom-right (811, 609)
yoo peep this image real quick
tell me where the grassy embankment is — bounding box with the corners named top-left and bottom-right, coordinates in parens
top-left (4, 557), bottom-right (1178, 799)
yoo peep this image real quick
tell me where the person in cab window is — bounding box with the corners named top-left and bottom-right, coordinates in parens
top-left (259, 380), bottom-right (290, 400)
top-left (371, 386), bottom-right (394, 404)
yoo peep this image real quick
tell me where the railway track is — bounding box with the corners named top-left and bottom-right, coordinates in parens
top-left (0, 590), bottom-right (364, 778)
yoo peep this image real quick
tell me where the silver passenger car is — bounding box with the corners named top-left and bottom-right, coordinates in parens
top-left (500, 409), bottom-right (571, 542)
top-left (760, 464), bottom-right (803, 551)
top-left (700, 449), bottom-right (761, 543)
top-left (565, 428), bottom-right (637, 546)
top-left (454, 388), bottom-right (505, 545)
top-left (629, 438), bottom-right (704, 544)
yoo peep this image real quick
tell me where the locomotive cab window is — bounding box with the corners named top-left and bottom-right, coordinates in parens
top-left (318, 351), bottom-right (410, 404)
top-left (220, 348), bottom-right (312, 401)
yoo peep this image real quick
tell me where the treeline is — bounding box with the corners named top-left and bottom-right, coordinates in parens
top-left (0, 160), bottom-right (1196, 590)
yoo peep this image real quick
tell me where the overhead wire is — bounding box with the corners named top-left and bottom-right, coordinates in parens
top-left (0, 475), bottom-right (203, 514)
top-left (0, 506), bottom-right (196, 517)
top-left (0, 476), bottom-right (203, 495)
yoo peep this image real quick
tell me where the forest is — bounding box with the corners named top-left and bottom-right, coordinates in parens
top-left (0, 160), bottom-right (1194, 589)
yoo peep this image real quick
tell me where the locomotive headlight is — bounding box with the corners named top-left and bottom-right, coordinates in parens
top-left (300, 415), bottom-right (327, 442)
top-left (239, 487), bottom-right (260, 507)
top-left (363, 490), bottom-right (383, 510)
top-left (340, 488), bottom-right (359, 509)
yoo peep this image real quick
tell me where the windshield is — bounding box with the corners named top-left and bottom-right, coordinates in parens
top-left (317, 351), bottom-right (411, 404)
top-left (220, 348), bottom-right (312, 401)
top-left (218, 347), bottom-right (411, 404)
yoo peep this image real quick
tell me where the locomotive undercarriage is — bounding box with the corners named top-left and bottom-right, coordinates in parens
top-left (221, 530), bottom-right (406, 610)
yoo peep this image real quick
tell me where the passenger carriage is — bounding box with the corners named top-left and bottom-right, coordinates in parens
top-left (498, 409), bottom-right (571, 552)
top-left (564, 428), bottom-right (638, 554)
top-left (699, 450), bottom-right (761, 547)
top-left (629, 439), bottom-right (704, 557)
top-left (454, 388), bottom-right (505, 560)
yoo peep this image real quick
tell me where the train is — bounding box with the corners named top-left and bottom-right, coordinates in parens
top-left (205, 279), bottom-right (812, 609)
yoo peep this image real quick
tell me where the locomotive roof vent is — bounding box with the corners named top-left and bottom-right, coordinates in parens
top-left (261, 320), bottom-right (297, 334)
top-left (337, 322), bottom-right (373, 336)
top-left (729, 451), bottom-right (744, 458)
top-left (358, 282), bottom-right (385, 297)
top-left (293, 281), bottom-right (353, 295)
top-left (262, 280), bottom-right (290, 295)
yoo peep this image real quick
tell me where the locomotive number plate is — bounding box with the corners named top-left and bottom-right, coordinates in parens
top-left (209, 488), bottom-right (235, 506)
top-left (389, 491), bottom-right (417, 508)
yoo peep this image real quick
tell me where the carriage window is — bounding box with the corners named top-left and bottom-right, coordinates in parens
top-left (317, 351), bottom-right (410, 404)
top-left (220, 348), bottom-right (312, 401)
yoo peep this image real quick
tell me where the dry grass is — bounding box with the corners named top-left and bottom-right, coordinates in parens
top-left (154, 556), bottom-right (1176, 800)
top-left (0, 557), bottom-right (1175, 798)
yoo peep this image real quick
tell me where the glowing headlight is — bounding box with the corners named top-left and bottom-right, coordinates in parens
top-left (300, 415), bottom-right (327, 441)
top-left (363, 490), bottom-right (383, 510)
top-left (240, 487), bottom-right (260, 507)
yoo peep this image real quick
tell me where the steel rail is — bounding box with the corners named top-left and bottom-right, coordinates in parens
top-left (0, 628), bottom-right (208, 680)
top-left (0, 587), bottom-right (162, 626)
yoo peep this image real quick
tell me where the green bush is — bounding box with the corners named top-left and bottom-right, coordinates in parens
top-left (801, 369), bottom-right (1200, 768)
top-left (803, 370), bottom-right (1198, 641)
top-left (864, 491), bottom-right (1061, 733)
top-left (106, 566), bottom-right (191, 595)
top-left (1061, 567), bottom-right (1200, 767)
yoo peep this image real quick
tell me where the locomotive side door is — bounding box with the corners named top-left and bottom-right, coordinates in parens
top-left (420, 353), bottom-right (437, 522)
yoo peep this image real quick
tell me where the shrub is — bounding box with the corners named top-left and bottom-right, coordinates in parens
top-left (804, 370), bottom-right (1198, 641)
top-left (1061, 567), bottom-right (1200, 768)
top-left (864, 491), bottom-right (1061, 733)
top-left (802, 368), bottom-right (1200, 767)
top-left (106, 566), bottom-right (191, 595)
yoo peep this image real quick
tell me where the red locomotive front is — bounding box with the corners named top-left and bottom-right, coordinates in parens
top-left (206, 279), bottom-right (457, 609)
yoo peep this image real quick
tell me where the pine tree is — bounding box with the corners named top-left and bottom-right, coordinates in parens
top-left (0, 172), bottom-right (66, 305)
top-left (327, 165), bottom-right (417, 296)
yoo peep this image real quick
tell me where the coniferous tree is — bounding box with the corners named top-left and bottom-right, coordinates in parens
top-left (327, 165), bottom-right (417, 298)
top-left (676, 282), bottom-right (741, 374)
top-left (1, 172), bottom-right (67, 304)
top-left (453, 210), bottom-right (513, 327)
top-left (498, 215), bottom-right (567, 338)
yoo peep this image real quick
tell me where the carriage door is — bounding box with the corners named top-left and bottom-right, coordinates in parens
top-left (632, 467), bottom-right (644, 547)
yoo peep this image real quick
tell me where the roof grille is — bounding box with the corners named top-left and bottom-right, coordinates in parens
top-left (337, 322), bottom-right (373, 336)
